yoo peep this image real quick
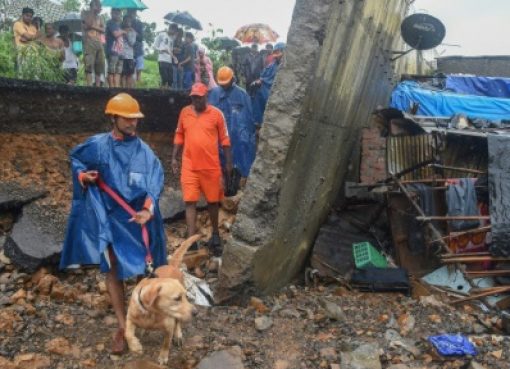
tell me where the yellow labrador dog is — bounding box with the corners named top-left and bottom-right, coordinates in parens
top-left (125, 235), bottom-right (201, 365)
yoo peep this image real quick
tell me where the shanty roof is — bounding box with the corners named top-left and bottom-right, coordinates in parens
top-left (3, 0), bottom-right (66, 23)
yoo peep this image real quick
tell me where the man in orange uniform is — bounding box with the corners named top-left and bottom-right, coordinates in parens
top-left (172, 83), bottom-right (232, 256)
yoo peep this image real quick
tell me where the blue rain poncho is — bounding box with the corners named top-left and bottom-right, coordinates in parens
top-left (59, 133), bottom-right (167, 280)
top-left (252, 61), bottom-right (279, 125)
top-left (208, 84), bottom-right (256, 177)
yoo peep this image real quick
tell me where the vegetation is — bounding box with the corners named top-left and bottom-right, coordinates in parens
top-left (0, 31), bottom-right (15, 78)
top-left (201, 25), bottom-right (231, 76)
top-left (17, 43), bottom-right (65, 82)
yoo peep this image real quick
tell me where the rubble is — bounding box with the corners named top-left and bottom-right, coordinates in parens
top-left (196, 347), bottom-right (245, 369)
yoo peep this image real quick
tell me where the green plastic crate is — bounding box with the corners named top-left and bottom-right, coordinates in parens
top-left (352, 242), bottom-right (388, 269)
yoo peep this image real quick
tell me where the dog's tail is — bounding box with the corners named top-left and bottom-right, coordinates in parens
top-left (169, 234), bottom-right (202, 268)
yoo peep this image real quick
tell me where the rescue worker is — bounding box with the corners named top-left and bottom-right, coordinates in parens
top-left (252, 42), bottom-right (286, 126)
top-left (60, 93), bottom-right (166, 355)
top-left (209, 66), bottom-right (256, 183)
top-left (172, 83), bottom-right (233, 256)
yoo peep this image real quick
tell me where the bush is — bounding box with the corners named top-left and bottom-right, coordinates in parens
top-left (0, 31), bottom-right (16, 78)
top-left (17, 43), bottom-right (65, 82)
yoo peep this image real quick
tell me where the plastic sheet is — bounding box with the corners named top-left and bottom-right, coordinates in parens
top-left (488, 134), bottom-right (510, 256)
top-left (390, 81), bottom-right (510, 121)
top-left (446, 75), bottom-right (510, 99)
top-left (428, 334), bottom-right (477, 356)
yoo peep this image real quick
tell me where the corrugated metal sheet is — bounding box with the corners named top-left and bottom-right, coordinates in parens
top-left (386, 134), bottom-right (437, 180)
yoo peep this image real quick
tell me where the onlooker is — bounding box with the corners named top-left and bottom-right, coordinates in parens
top-left (190, 33), bottom-right (198, 81)
top-left (172, 27), bottom-right (183, 88)
top-left (120, 15), bottom-right (137, 89)
top-left (172, 83), bottom-right (233, 256)
top-left (178, 32), bottom-right (195, 90)
top-left (127, 9), bottom-right (144, 84)
top-left (105, 8), bottom-right (124, 88)
top-left (242, 43), bottom-right (264, 96)
top-left (82, 0), bottom-right (105, 86)
top-left (263, 43), bottom-right (274, 66)
top-left (59, 25), bottom-right (79, 85)
top-left (194, 47), bottom-right (216, 89)
top-left (154, 25), bottom-right (176, 89)
top-left (13, 7), bottom-right (37, 47)
top-left (41, 23), bottom-right (63, 50)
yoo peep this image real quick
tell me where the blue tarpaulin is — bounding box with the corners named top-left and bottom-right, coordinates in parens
top-left (390, 81), bottom-right (510, 121)
top-left (446, 75), bottom-right (510, 99)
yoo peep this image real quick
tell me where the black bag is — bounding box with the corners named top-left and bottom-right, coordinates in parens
top-left (351, 267), bottom-right (411, 295)
top-left (224, 167), bottom-right (242, 197)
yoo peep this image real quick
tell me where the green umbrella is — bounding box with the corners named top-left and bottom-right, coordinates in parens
top-left (101, 0), bottom-right (147, 10)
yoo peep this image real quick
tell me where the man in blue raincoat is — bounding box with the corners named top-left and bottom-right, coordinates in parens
top-left (208, 66), bottom-right (256, 181)
top-left (252, 42), bottom-right (286, 126)
top-left (60, 93), bottom-right (166, 354)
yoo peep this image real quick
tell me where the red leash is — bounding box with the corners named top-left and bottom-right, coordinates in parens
top-left (95, 176), bottom-right (154, 274)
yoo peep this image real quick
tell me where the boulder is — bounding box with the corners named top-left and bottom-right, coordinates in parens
top-left (196, 347), bottom-right (244, 369)
top-left (0, 181), bottom-right (46, 212)
top-left (4, 203), bottom-right (63, 272)
top-left (159, 188), bottom-right (207, 222)
top-left (341, 343), bottom-right (382, 369)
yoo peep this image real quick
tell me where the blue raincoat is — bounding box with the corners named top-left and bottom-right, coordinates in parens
top-left (208, 84), bottom-right (256, 177)
top-left (59, 133), bottom-right (167, 280)
top-left (252, 61), bottom-right (279, 125)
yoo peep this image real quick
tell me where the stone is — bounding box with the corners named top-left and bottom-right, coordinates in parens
top-left (104, 315), bottom-right (117, 326)
top-left (196, 347), bottom-right (245, 369)
top-left (35, 274), bottom-right (58, 295)
top-left (472, 323), bottom-right (486, 334)
top-left (387, 365), bottom-right (410, 369)
top-left (250, 297), bottom-right (269, 313)
top-left (490, 350), bottom-right (503, 359)
top-left (341, 343), bottom-right (382, 369)
top-left (0, 181), bottom-right (46, 212)
top-left (80, 359), bottom-right (97, 367)
top-left (4, 203), bottom-right (62, 272)
top-left (123, 360), bottom-right (165, 369)
top-left (468, 361), bottom-right (487, 369)
top-left (274, 360), bottom-right (290, 369)
top-left (397, 313), bottom-right (415, 336)
top-left (320, 347), bottom-right (337, 360)
top-left (0, 356), bottom-right (16, 369)
top-left (279, 308), bottom-right (301, 319)
top-left (10, 288), bottom-right (27, 303)
top-left (330, 365), bottom-right (341, 369)
top-left (255, 316), bottom-right (273, 331)
top-left (14, 353), bottom-right (51, 369)
top-left (318, 298), bottom-right (345, 321)
top-left (159, 188), bottom-right (207, 222)
top-left (45, 337), bottom-right (76, 356)
top-left (55, 313), bottom-right (75, 326)
top-left (0, 308), bottom-right (22, 333)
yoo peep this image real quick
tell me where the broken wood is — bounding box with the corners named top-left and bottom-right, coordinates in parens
top-left (391, 173), bottom-right (450, 253)
top-left (428, 164), bottom-right (487, 175)
top-left (451, 286), bottom-right (510, 304)
top-left (441, 251), bottom-right (491, 258)
top-left (465, 270), bottom-right (510, 278)
top-left (417, 215), bottom-right (490, 222)
top-left (441, 256), bottom-right (510, 263)
top-left (429, 226), bottom-right (492, 245)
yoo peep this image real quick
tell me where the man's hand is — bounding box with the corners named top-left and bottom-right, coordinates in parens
top-left (129, 209), bottom-right (152, 225)
top-left (79, 170), bottom-right (98, 187)
top-left (171, 158), bottom-right (179, 175)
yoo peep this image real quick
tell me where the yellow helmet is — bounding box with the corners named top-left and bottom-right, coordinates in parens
top-left (105, 93), bottom-right (144, 119)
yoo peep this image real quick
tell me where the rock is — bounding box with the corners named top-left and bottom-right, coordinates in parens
top-left (31, 267), bottom-right (50, 285)
top-left (123, 360), bottom-right (165, 369)
top-left (55, 313), bottom-right (75, 326)
top-left (419, 295), bottom-right (446, 308)
top-left (14, 353), bottom-right (51, 369)
top-left (330, 365), bottom-right (341, 369)
top-left (35, 274), bottom-right (58, 295)
top-left (387, 365), bottom-right (410, 369)
top-left (472, 323), bottom-right (486, 334)
top-left (160, 188), bottom-right (207, 222)
top-left (428, 314), bottom-right (442, 324)
top-left (4, 203), bottom-right (62, 272)
top-left (0, 308), bottom-right (22, 333)
top-left (196, 347), bottom-right (244, 369)
top-left (318, 298), bottom-right (345, 321)
top-left (279, 308), bottom-right (301, 319)
top-left (0, 181), bottom-right (46, 212)
top-left (274, 360), bottom-right (290, 369)
top-left (341, 343), bottom-right (382, 369)
top-left (320, 347), bottom-right (337, 360)
top-left (490, 350), bottom-right (503, 359)
top-left (384, 329), bottom-right (402, 342)
top-left (468, 361), bottom-right (487, 369)
top-left (255, 316), bottom-right (273, 331)
top-left (10, 288), bottom-right (27, 303)
top-left (80, 359), bottom-right (97, 367)
top-left (0, 250), bottom-right (11, 265)
top-left (397, 313), bottom-right (415, 336)
top-left (45, 337), bottom-right (77, 356)
top-left (0, 356), bottom-right (16, 369)
top-left (250, 297), bottom-right (269, 313)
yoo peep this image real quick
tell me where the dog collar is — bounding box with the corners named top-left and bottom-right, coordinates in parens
top-left (137, 286), bottom-right (149, 314)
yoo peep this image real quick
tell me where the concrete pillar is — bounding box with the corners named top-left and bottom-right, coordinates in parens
top-left (217, 0), bottom-right (412, 301)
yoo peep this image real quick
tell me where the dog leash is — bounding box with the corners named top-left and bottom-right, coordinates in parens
top-left (95, 176), bottom-right (155, 277)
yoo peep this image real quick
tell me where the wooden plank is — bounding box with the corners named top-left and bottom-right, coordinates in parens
top-left (417, 215), bottom-right (490, 221)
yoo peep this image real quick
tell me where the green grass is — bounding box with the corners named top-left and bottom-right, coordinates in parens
top-left (137, 58), bottom-right (160, 89)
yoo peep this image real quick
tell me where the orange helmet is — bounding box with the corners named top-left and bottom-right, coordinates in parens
top-left (105, 93), bottom-right (144, 119)
top-left (217, 66), bottom-right (234, 85)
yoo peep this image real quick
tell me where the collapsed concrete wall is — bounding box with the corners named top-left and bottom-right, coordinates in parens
top-left (218, 0), bottom-right (412, 300)
top-left (0, 77), bottom-right (188, 134)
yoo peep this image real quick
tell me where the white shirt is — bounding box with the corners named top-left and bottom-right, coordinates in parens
top-left (63, 44), bottom-right (78, 69)
top-left (154, 32), bottom-right (173, 64)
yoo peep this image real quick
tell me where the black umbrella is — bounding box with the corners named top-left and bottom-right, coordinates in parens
top-left (214, 36), bottom-right (241, 50)
top-left (163, 11), bottom-right (202, 30)
top-left (54, 12), bottom-right (82, 33)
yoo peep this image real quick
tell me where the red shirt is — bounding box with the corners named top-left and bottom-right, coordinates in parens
top-left (174, 104), bottom-right (231, 171)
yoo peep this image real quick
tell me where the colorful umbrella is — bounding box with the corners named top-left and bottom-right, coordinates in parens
top-left (164, 11), bottom-right (202, 30)
top-left (234, 23), bottom-right (279, 44)
top-left (101, 0), bottom-right (147, 10)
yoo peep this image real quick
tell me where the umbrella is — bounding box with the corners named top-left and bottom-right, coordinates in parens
top-left (163, 11), bottom-right (202, 31)
top-left (214, 36), bottom-right (241, 50)
top-left (101, 0), bottom-right (147, 10)
top-left (234, 23), bottom-right (279, 44)
top-left (54, 12), bottom-right (82, 33)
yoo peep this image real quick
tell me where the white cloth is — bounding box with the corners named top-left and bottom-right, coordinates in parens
top-left (63, 44), bottom-right (78, 69)
top-left (154, 32), bottom-right (173, 64)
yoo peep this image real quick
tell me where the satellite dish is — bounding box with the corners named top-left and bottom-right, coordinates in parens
top-left (401, 13), bottom-right (446, 50)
